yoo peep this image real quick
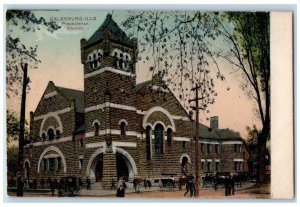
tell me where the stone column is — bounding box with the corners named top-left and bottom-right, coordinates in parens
top-left (101, 152), bottom-right (117, 190)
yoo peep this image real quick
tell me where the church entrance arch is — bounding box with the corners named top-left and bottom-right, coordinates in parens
top-left (115, 147), bottom-right (137, 182)
top-left (86, 147), bottom-right (137, 183)
top-left (90, 153), bottom-right (103, 182)
top-left (116, 153), bottom-right (129, 181)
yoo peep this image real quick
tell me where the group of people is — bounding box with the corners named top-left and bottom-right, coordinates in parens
top-left (224, 176), bottom-right (235, 196)
top-left (183, 174), bottom-right (237, 197)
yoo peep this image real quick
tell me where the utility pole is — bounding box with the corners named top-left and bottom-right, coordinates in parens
top-left (189, 84), bottom-right (205, 198)
top-left (17, 63), bottom-right (29, 197)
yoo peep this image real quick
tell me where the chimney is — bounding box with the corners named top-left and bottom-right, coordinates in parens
top-left (210, 116), bottom-right (219, 130)
top-left (80, 38), bottom-right (86, 64)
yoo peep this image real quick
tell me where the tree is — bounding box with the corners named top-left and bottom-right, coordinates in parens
top-left (123, 11), bottom-right (270, 184)
top-left (122, 11), bottom-right (224, 115)
top-left (6, 10), bottom-right (61, 98)
top-left (6, 110), bottom-right (29, 146)
top-left (6, 11), bottom-right (60, 196)
top-left (7, 146), bottom-right (19, 186)
top-left (213, 12), bottom-right (270, 184)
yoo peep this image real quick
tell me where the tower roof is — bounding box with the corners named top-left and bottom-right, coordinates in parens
top-left (86, 13), bottom-right (132, 46)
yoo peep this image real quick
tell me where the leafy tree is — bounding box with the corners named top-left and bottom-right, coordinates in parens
top-left (6, 10), bottom-right (61, 98)
top-left (214, 12), bottom-right (270, 184)
top-left (246, 125), bottom-right (259, 146)
top-left (7, 146), bottom-right (19, 186)
top-left (6, 110), bottom-right (30, 146)
top-left (122, 11), bottom-right (224, 115)
top-left (123, 11), bottom-right (270, 184)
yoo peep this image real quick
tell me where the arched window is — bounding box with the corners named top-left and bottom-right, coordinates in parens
top-left (47, 128), bottom-right (55, 140)
top-left (146, 126), bottom-right (152, 160)
top-left (42, 133), bottom-right (46, 141)
top-left (124, 55), bottom-right (129, 68)
top-left (120, 122), bottom-right (126, 135)
top-left (56, 130), bottom-right (61, 139)
top-left (92, 53), bottom-right (97, 69)
top-left (94, 122), bottom-right (100, 136)
top-left (167, 128), bottom-right (172, 146)
top-left (119, 53), bottom-right (124, 69)
top-left (181, 156), bottom-right (188, 176)
top-left (154, 124), bottom-right (164, 155)
top-left (114, 52), bottom-right (118, 67)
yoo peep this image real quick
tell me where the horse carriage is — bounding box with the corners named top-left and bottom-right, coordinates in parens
top-left (158, 174), bottom-right (177, 191)
top-left (57, 176), bottom-right (82, 197)
top-left (132, 177), bottom-right (152, 192)
top-left (177, 175), bottom-right (194, 191)
top-left (202, 172), bottom-right (249, 191)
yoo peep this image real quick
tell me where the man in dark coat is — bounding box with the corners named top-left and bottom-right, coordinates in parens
top-left (224, 176), bottom-right (231, 196)
top-left (229, 176), bottom-right (235, 195)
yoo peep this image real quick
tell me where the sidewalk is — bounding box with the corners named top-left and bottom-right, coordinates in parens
top-left (79, 182), bottom-right (256, 197)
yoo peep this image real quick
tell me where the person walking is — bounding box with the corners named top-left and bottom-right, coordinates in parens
top-left (190, 174), bottom-right (196, 197)
top-left (86, 177), bottom-right (91, 190)
top-left (184, 179), bottom-right (190, 197)
top-left (224, 176), bottom-right (229, 196)
top-left (230, 175), bottom-right (235, 195)
top-left (116, 177), bottom-right (127, 197)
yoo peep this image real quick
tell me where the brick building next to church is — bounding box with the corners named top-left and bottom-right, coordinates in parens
top-left (23, 14), bottom-right (249, 189)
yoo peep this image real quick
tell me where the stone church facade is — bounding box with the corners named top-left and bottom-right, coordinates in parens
top-left (23, 14), bottom-right (249, 189)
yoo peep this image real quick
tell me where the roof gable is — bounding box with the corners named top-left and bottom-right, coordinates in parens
top-left (55, 86), bottom-right (84, 112)
top-left (86, 13), bottom-right (132, 46)
top-left (34, 81), bottom-right (84, 115)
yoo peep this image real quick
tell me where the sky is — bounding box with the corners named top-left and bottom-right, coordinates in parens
top-left (6, 10), bottom-right (262, 139)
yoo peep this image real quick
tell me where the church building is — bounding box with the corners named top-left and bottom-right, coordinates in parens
top-left (23, 14), bottom-right (249, 189)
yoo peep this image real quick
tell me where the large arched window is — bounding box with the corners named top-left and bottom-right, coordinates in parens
top-left (154, 124), bottom-right (164, 155)
top-left (146, 126), bottom-right (152, 160)
top-left (47, 128), bottom-right (55, 140)
top-left (167, 128), bottom-right (172, 146)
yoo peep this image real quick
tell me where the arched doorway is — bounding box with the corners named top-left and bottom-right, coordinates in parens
top-left (95, 154), bottom-right (103, 182)
top-left (86, 147), bottom-right (138, 183)
top-left (116, 153), bottom-right (129, 181)
top-left (90, 153), bottom-right (103, 182)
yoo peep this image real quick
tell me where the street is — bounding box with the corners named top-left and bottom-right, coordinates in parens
top-left (7, 182), bottom-right (270, 199)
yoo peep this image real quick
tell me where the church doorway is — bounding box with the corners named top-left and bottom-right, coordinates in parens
top-left (94, 154), bottom-right (103, 182)
top-left (116, 153), bottom-right (129, 181)
top-left (90, 153), bottom-right (103, 182)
